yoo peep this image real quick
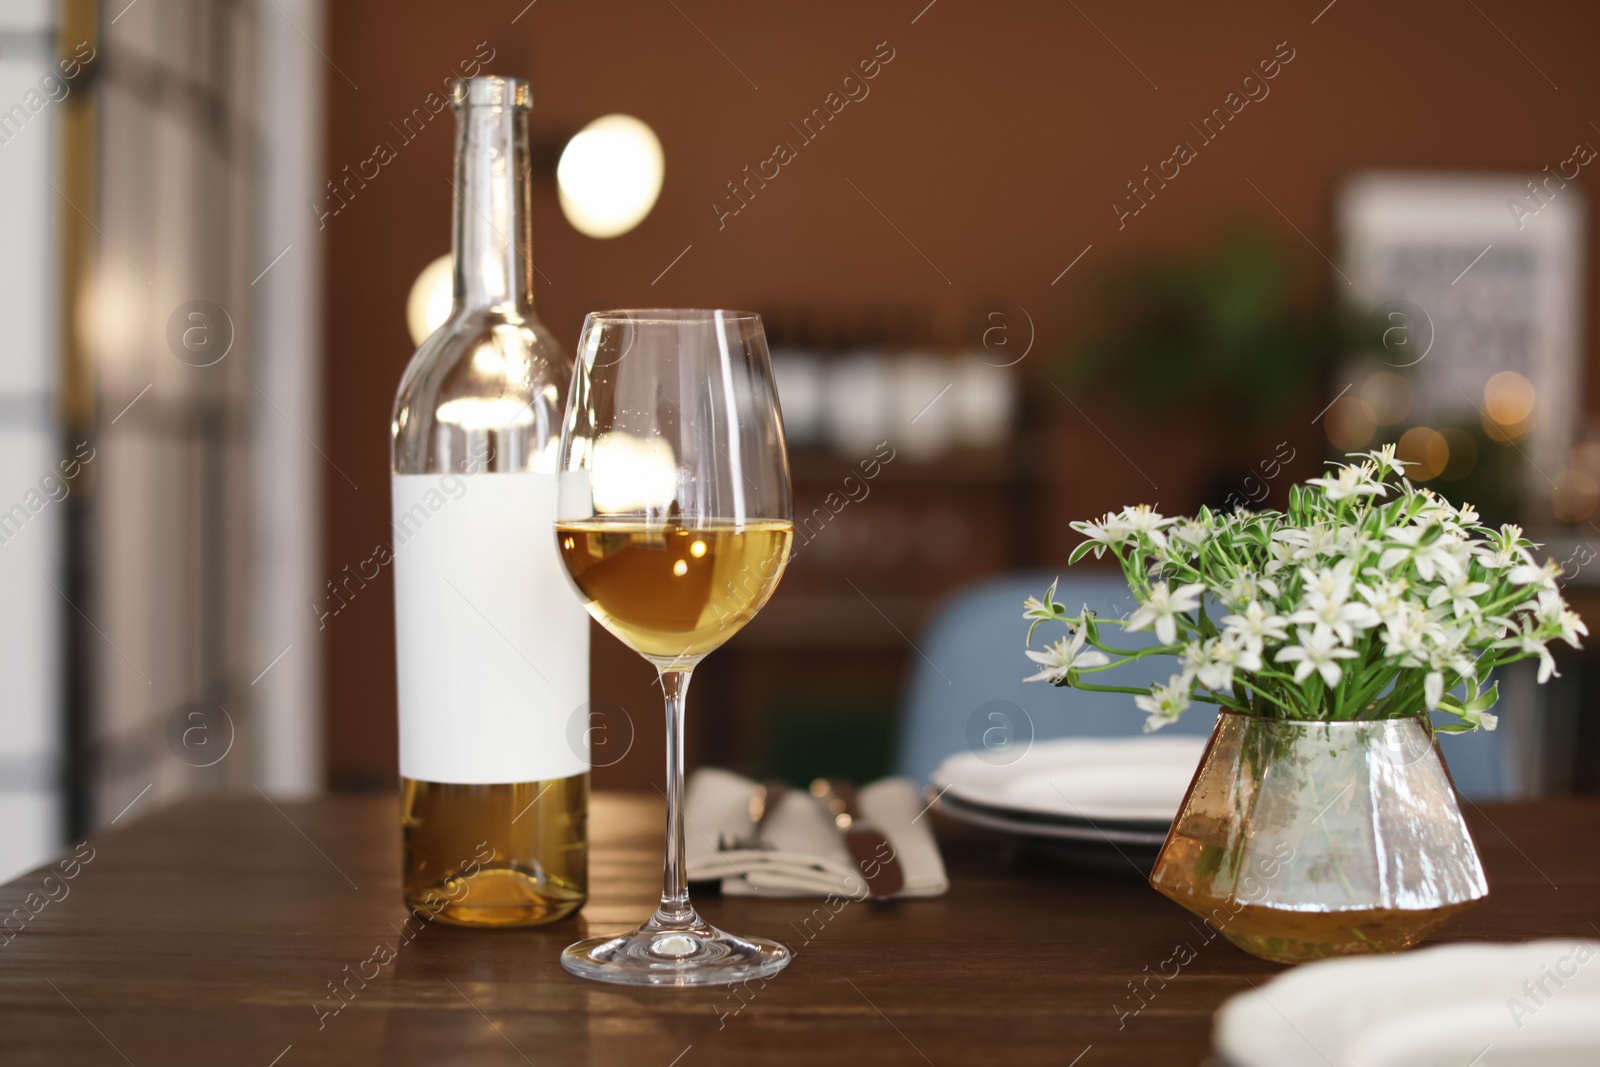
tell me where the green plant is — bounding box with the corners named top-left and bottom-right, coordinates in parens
top-left (1023, 448), bottom-right (1585, 731)
top-left (1056, 229), bottom-right (1348, 421)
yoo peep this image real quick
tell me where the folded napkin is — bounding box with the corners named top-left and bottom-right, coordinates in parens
top-left (684, 768), bottom-right (948, 899)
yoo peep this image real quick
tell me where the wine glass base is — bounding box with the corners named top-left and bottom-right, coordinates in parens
top-left (561, 914), bottom-right (791, 987)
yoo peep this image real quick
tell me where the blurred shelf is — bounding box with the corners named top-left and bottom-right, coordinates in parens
top-left (736, 592), bottom-right (941, 649)
top-left (787, 447), bottom-right (1020, 485)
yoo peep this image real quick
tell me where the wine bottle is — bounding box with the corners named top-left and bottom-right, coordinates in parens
top-left (390, 75), bottom-right (588, 926)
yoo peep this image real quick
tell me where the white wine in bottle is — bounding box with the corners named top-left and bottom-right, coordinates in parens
top-left (390, 75), bottom-right (587, 927)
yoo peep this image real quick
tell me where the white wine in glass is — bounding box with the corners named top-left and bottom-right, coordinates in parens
top-left (555, 309), bottom-right (794, 986)
top-left (557, 521), bottom-right (791, 662)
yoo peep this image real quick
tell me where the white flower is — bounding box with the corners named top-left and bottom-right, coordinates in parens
top-left (1426, 572), bottom-right (1491, 619)
top-left (1194, 635), bottom-right (1262, 691)
top-left (1381, 601), bottom-right (1435, 666)
top-left (1275, 628), bottom-right (1359, 687)
top-left (1440, 650), bottom-right (1478, 678)
top-left (1508, 557), bottom-right (1561, 592)
top-left (1356, 576), bottom-right (1412, 619)
top-left (1289, 561), bottom-right (1380, 645)
top-left (1273, 523), bottom-right (1339, 562)
top-left (1308, 462), bottom-right (1386, 501)
top-left (1493, 617), bottom-right (1559, 683)
top-left (1069, 514), bottom-right (1129, 558)
top-left (1424, 670), bottom-right (1445, 710)
top-left (1114, 504), bottom-right (1176, 548)
top-left (1022, 579), bottom-right (1065, 623)
top-left (1218, 574), bottom-right (1281, 611)
top-left (1126, 581), bottom-right (1205, 645)
top-left (1135, 674), bottom-right (1192, 732)
top-left (1335, 525), bottom-right (1381, 562)
top-left (1036, 459), bottom-right (1580, 730)
top-left (1379, 523), bottom-right (1464, 582)
top-left (1478, 612), bottom-right (1518, 642)
top-left (1420, 651), bottom-right (1478, 707)
top-left (1169, 519), bottom-right (1214, 554)
top-left (1358, 444), bottom-right (1409, 479)
top-left (1535, 589), bottom-right (1588, 647)
top-left (1425, 618), bottom-right (1470, 657)
top-left (1412, 489), bottom-right (1460, 524)
top-left (1022, 628), bottom-right (1110, 684)
top-left (1289, 598), bottom-right (1380, 647)
top-left (1475, 525), bottom-right (1533, 571)
top-left (1221, 600), bottom-right (1290, 655)
top-left (1300, 559), bottom-right (1356, 603)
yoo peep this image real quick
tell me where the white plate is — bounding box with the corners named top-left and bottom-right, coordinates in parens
top-left (931, 792), bottom-right (1168, 846)
top-left (931, 736), bottom-right (1206, 824)
top-left (1215, 940), bottom-right (1600, 1067)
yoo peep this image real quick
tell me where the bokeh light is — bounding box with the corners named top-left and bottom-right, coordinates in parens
top-left (1482, 371), bottom-right (1535, 441)
top-left (589, 432), bottom-right (679, 513)
top-left (406, 253), bottom-right (454, 347)
top-left (1325, 396), bottom-right (1376, 451)
top-left (557, 114), bottom-right (665, 239)
top-left (1360, 371), bottom-right (1413, 426)
top-left (1397, 426), bottom-right (1449, 481)
top-left (1571, 440), bottom-right (1600, 476)
top-left (1552, 470), bottom-right (1600, 522)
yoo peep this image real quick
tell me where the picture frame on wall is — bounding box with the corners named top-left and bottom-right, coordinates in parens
top-left (1338, 170), bottom-right (1587, 484)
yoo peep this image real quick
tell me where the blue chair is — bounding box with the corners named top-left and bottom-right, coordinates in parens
top-left (894, 571), bottom-right (1217, 787)
top-left (893, 572), bottom-right (1511, 799)
top-left (1429, 710), bottom-right (1509, 800)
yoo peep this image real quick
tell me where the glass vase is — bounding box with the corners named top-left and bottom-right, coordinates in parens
top-left (1149, 710), bottom-right (1489, 964)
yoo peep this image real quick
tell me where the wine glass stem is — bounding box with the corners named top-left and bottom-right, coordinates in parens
top-left (656, 667), bottom-right (694, 927)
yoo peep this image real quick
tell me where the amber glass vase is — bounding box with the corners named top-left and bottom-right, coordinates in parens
top-left (1150, 710), bottom-right (1489, 964)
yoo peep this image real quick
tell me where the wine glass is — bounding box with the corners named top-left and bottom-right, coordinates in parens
top-left (554, 309), bottom-right (793, 986)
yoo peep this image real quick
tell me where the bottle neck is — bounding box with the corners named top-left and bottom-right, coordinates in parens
top-left (451, 102), bottom-right (533, 314)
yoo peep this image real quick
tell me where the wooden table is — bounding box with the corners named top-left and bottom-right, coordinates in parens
top-left (1, 794), bottom-right (1596, 1066)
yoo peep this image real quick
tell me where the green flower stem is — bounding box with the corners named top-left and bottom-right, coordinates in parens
top-left (1300, 754), bottom-right (1361, 902)
top-left (1346, 667), bottom-right (1402, 717)
top-left (1067, 680), bottom-right (1163, 696)
top-left (1072, 643), bottom-right (1181, 672)
top-left (1062, 616), bottom-right (1154, 660)
top-left (1251, 665), bottom-right (1303, 685)
top-left (1232, 677), bottom-right (1301, 717)
top-left (1084, 639), bottom-right (1159, 658)
top-left (1070, 678), bottom-right (1232, 708)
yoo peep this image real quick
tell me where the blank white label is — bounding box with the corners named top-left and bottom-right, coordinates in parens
top-left (392, 472), bottom-right (589, 784)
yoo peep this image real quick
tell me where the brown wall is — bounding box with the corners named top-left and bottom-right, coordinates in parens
top-left (323, 0), bottom-right (1600, 790)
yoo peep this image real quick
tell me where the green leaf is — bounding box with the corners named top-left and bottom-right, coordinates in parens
top-left (1464, 681), bottom-right (1499, 713)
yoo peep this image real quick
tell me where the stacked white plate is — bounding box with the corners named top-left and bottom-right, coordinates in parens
top-left (929, 736), bottom-right (1206, 862)
top-left (1215, 940), bottom-right (1600, 1066)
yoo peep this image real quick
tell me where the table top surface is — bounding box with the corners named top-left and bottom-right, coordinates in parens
top-left (1, 791), bottom-right (1596, 1066)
